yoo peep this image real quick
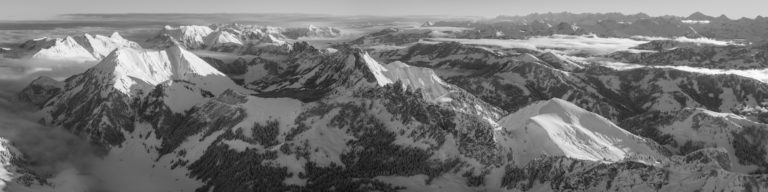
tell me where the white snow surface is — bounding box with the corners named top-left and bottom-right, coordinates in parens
top-left (28, 36), bottom-right (96, 61)
top-left (12, 32), bottom-right (141, 62)
top-left (361, 53), bottom-right (453, 101)
top-left (203, 31), bottom-right (243, 47)
top-left (159, 25), bottom-right (214, 46)
top-left (497, 98), bottom-right (665, 165)
top-left (74, 32), bottom-right (142, 59)
top-left (93, 45), bottom-right (236, 95)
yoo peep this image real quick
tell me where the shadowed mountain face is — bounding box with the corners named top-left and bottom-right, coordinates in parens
top-left (2, 12), bottom-right (768, 191)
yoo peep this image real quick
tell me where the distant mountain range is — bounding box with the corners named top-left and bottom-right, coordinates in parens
top-left (425, 12), bottom-right (768, 43)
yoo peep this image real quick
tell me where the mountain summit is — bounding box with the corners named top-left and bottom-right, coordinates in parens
top-left (497, 98), bottom-right (667, 164)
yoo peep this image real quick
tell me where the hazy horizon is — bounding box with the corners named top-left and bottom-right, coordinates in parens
top-left (1, 0), bottom-right (766, 20)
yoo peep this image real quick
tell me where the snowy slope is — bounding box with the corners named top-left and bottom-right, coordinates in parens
top-left (93, 45), bottom-right (237, 95)
top-left (379, 61), bottom-right (452, 101)
top-left (6, 33), bottom-right (142, 61)
top-left (497, 98), bottom-right (666, 165)
top-left (203, 31), bottom-right (243, 48)
top-left (73, 32), bottom-right (142, 59)
top-left (155, 25), bottom-right (214, 49)
top-left (362, 52), bottom-right (460, 102)
top-left (16, 36), bottom-right (96, 61)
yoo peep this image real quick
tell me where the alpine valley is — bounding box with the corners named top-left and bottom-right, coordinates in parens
top-left (1, 12), bottom-right (768, 192)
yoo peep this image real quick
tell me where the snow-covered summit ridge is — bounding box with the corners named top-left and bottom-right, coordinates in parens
top-left (498, 98), bottom-right (666, 164)
top-left (159, 25), bottom-right (214, 48)
top-left (203, 31), bottom-right (243, 47)
top-left (74, 32), bottom-right (142, 59)
top-left (10, 32), bottom-right (141, 61)
top-left (93, 45), bottom-right (233, 94)
top-left (360, 52), bottom-right (452, 101)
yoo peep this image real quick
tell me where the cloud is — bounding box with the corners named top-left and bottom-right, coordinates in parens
top-left (657, 66), bottom-right (768, 83)
top-left (0, 56), bottom-right (102, 190)
top-left (671, 37), bottom-right (743, 46)
top-left (427, 35), bottom-right (747, 56)
top-left (631, 35), bottom-right (744, 46)
top-left (0, 57), bottom-right (96, 98)
top-left (593, 59), bottom-right (768, 84)
top-left (0, 94), bottom-right (101, 189)
top-left (427, 35), bottom-right (650, 55)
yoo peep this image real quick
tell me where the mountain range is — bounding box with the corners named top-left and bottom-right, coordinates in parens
top-left (1, 14), bottom-right (768, 191)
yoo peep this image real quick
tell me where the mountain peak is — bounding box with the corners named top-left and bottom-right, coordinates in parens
top-left (498, 98), bottom-right (665, 164)
top-left (94, 46), bottom-right (231, 94)
top-left (687, 12), bottom-right (713, 20)
top-left (23, 35), bottom-right (95, 61)
top-left (73, 32), bottom-right (142, 59)
top-left (110, 32), bottom-right (124, 39)
top-left (203, 31), bottom-right (243, 47)
top-left (717, 14), bottom-right (731, 20)
top-left (155, 25), bottom-right (214, 49)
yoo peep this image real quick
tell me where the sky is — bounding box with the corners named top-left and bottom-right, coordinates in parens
top-left (0, 0), bottom-right (766, 20)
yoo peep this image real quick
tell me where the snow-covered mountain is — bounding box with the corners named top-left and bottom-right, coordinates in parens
top-left (13, 36), bottom-right (95, 61)
top-left (4, 33), bottom-right (141, 61)
top-left (201, 31), bottom-right (243, 52)
top-left (74, 32), bottom-right (143, 59)
top-left (282, 24), bottom-right (342, 39)
top-left (151, 25), bottom-right (214, 49)
top-left (149, 24), bottom-right (343, 53)
top-left (496, 98), bottom-right (666, 165)
top-left (39, 45), bottom-right (238, 146)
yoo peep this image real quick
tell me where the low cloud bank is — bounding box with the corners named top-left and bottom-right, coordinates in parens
top-left (428, 35), bottom-right (746, 56)
top-left (428, 35), bottom-right (649, 55)
top-left (0, 56), bottom-right (101, 191)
